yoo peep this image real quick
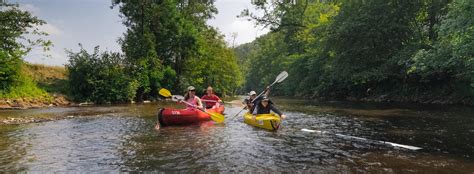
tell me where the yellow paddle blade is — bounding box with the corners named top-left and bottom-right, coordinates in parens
top-left (208, 112), bottom-right (225, 123)
top-left (159, 88), bottom-right (172, 97)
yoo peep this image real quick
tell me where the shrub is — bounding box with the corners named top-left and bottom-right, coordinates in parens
top-left (66, 46), bottom-right (139, 103)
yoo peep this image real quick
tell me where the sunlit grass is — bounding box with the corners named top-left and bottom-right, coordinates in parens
top-left (23, 63), bottom-right (68, 94)
top-left (0, 64), bottom-right (55, 101)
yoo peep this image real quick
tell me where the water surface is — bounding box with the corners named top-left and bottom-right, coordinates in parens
top-left (0, 99), bottom-right (473, 172)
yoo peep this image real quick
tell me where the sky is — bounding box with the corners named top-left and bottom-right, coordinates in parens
top-left (13, 0), bottom-right (269, 66)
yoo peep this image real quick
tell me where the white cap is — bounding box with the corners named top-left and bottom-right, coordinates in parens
top-left (249, 91), bottom-right (256, 95)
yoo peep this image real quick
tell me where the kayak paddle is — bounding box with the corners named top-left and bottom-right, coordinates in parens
top-left (231, 71), bottom-right (289, 120)
top-left (201, 99), bottom-right (224, 103)
top-left (159, 88), bottom-right (172, 98)
top-left (159, 88), bottom-right (225, 123)
top-left (301, 128), bottom-right (422, 150)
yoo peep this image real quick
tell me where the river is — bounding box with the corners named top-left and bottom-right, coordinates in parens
top-left (0, 98), bottom-right (473, 172)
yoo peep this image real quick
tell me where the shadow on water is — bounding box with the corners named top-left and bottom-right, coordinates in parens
top-left (0, 99), bottom-right (473, 172)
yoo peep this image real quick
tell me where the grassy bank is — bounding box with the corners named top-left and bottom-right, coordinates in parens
top-left (0, 63), bottom-right (69, 109)
top-left (24, 63), bottom-right (68, 94)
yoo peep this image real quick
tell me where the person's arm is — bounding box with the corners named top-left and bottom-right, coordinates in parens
top-left (270, 104), bottom-right (283, 116)
top-left (264, 86), bottom-right (270, 97)
top-left (242, 98), bottom-right (248, 108)
top-left (196, 97), bottom-right (203, 109)
top-left (253, 96), bottom-right (262, 105)
top-left (214, 95), bottom-right (222, 103)
top-left (270, 104), bottom-right (286, 119)
top-left (252, 104), bottom-right (259, 115)
top-left (200, 96), bottom-right (207, 108)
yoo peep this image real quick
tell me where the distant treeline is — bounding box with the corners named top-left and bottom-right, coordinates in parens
top-left (236, 0), bottom-right (473, 104)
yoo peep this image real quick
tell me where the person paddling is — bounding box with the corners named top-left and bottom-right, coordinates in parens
top-left (182, 86), bottom-right (203, 110)
top-left (201, 86), bottom-right (222, 109)
top-left (242, 86), bottom-right (270, 113)
top-left (252, 97), bottom-right (286, 120)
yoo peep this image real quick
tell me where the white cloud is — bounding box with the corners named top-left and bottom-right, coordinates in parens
top-left (224, 19), bottom-right (269, 45)
top-left (19, 3), bottom-right (40, 15)
top-left (37, 23), bottom-right (63, 36)
top-left (208, 0), bottom-right (270, 46)
top-left (17, 3), bottom-right (62, 36)
top-left (24, 48), bottom-right (67, 66)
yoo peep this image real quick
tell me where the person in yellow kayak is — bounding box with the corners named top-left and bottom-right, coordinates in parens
top-left (243, 86), bottom-right (270, 113)
top-left (252, 97), bottom-right (286, 120)
top-left (182, 86), bottom-right (203, 110)
top-left (201, 86), bottom-right (222, 109)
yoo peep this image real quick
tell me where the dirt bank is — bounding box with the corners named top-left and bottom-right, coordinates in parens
top-left (0, 95), bottom-right (71, 110)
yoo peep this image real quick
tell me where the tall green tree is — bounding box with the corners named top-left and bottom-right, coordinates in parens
top-left (409, 0), bottom-right (474, 99)
top-left (113, 0), bottom-right (241, 98)
top-left (185, 27), bottom-right (243, 95)
top-left (238, 0), bottom-right (471, 104)
top-left (321, 1), bottom-right (422, 98)
top-left (0, 2), bottom-right (51, 92)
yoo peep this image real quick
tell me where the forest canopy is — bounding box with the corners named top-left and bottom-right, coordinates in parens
top-left (236, 0), bottom-right (473, 104)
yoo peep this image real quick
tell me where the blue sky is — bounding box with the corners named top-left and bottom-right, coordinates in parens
top-left (14, 0), bottom-right (269, 66)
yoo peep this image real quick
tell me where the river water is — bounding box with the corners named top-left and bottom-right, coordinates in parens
top-left (0, 98), bottom-right (473, 172)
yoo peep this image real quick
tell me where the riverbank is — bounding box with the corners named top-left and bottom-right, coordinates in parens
top-left (0, 63), bottom-right (71, 110)
top-left (296, 90), bottom-right (473, 106)
top-left (0, 95), bottom-right (70, 110)
top-left (288, 95), bottom-right (474, 107)
top-left (345, 94), bottom-right (474, 106)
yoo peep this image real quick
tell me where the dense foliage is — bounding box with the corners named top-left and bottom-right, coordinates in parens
top-left (66, 46), bottom-right (139, 103)
top-left (0, 2), bottom-right (51, 98)
top-left (0, 50), bottom-right (21, 91)
top-left (112, 0), bottom-right (242, 100)
top-left (238, 0), bottom-right (473, 104)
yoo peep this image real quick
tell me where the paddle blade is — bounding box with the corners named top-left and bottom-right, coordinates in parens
top-left (275, 71), bottom-right (288, 83)
top-left (159, 88), bottom-right (172, 97)
top-left (171, 95), bottom-right (184, 102)
top-left (209, 112), bottom-right (225, 123)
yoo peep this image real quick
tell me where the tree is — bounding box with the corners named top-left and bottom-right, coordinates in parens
top-left (409, 0), bottom-right (474, 99)
top-left (237, 0), bottom-right (472, 104)
top-left (0, 2), bottom-right (51, 91)
top-left (113, 0), bottom-right (241, 97)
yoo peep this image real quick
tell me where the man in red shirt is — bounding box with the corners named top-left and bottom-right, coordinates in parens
top-left (201, 86), bottom-right (222, 109)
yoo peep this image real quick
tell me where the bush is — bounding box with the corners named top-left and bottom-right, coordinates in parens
top-left (66, 46), bottom-right (139, 103)
top-left (0, 50), bottom-right (22, 91)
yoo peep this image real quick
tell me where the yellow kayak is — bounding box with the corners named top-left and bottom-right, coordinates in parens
top-left (243, 113), bottom-right (281, 131)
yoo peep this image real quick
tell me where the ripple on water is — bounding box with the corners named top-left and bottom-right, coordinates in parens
top-left (0, 102), bottom-right (473, 172)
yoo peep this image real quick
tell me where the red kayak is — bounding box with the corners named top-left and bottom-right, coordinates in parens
top-left (157, 104), bottom-right (225, 126)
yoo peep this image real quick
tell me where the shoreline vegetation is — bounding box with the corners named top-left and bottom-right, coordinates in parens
top-left (236, 0), bottom-right (473, 105)
top-left (1, 1), bottom-right (473, 112)
top-left (0, 64), bottom-right (71, 110)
